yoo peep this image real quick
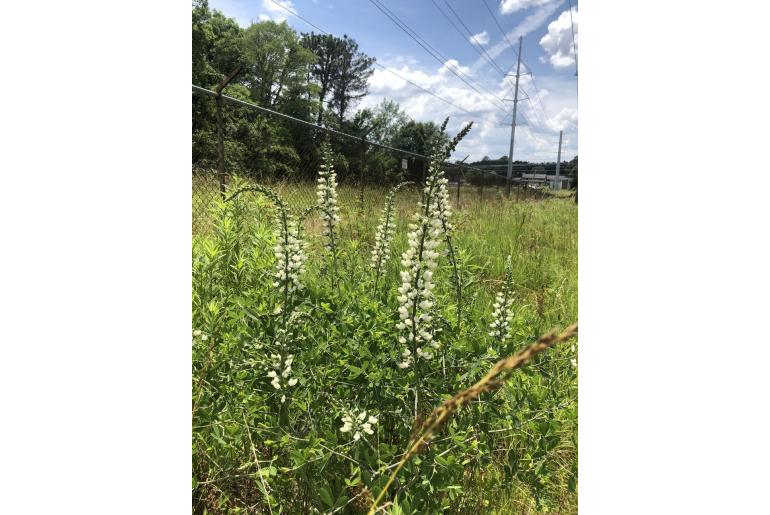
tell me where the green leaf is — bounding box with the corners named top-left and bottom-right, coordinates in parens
top-left (318, 486), bottom-right (333, 508)
top-left (347, 365), bottom-right (363, 379)
top-left (334, 494), bottom-right (349, 509)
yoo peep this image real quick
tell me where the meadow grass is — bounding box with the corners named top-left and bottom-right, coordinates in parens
top-left (192, 176), bottom-right (577, 513)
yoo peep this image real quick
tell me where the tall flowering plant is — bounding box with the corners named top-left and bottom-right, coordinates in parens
top-left (370, 181), bottom-right (413, 294)
top-left (488, 255), bottom-right (516, 350)
top-left (316, 141), bottom-right (341, 289)
top-left (394, 121), bottom-right (473, 415)
top-left (226, 184), bottom-right (308, 315)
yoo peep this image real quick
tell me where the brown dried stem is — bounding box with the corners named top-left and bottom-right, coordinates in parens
top-left (367, 323), bottom-right (578, 514)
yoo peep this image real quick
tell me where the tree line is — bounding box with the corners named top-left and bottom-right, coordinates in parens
top-left (192, 0), bottom-right (449, 183)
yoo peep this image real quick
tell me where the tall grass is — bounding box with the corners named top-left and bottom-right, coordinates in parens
top-left (192, 173), bottom-right (577, 513)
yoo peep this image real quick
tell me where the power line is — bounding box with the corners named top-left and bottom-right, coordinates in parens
top-left (429, 0), bottom-right (504, 78)
top-left (478, 0), bottom-right (550, 123)
top-left (522, 93), bottom-right (549, 132)
top-left (474, 0), bottom-right (561, 142)
top-left (366, 0), bottom-right (510, 114)
top-left (368, 0), bottom-right (509, 113)
top-left (264, 0), bottom-right (510, 126)
top-left (433, 0), bottom-right (510, 81)
top-left (195, 82), bottom-right (562, 176)
top-left (521, 60), bottom-right (551, 122)
top-left (430, 0), bottom-right (560, 153)
top-left (567, 0), bottom-right (578, 77)
top-left (480, 0), bottom-right (520, 61)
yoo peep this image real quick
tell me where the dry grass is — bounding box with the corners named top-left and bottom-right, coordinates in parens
top-left (367, 323), bottom-right (578, 514)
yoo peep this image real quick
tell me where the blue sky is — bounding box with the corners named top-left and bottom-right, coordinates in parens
top-left (208, 0), bottom-right (578, 163)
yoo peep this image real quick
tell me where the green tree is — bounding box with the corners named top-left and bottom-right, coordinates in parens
top-left (390, 121), bottom-right (449, 182)
top-left (192, 0), bottom-right (245, 87)
top-left (330, 36), bottom-right (375, 123)
top-left (301, 33), bottom-right (344, 125)
top-left (391, 120), bottom-right (447, 156)
top-left (239, 21), bottom-right (316, 110)
top-left (368, 99), bottom-right (410, 147)
top-left (301, 33), bottom-right (375, 125)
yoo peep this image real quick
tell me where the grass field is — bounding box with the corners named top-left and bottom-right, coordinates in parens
top-left (192, 175), bottom-right (577, 513)
top-left (193, 175), bottom-right (571, 235)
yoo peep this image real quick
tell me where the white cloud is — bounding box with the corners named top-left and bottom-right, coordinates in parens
top-left (546, 106), bottom-right (578, 132)
top-left (363, 61), bottom-right (521, 160)
top-left (258, 0), bottom-right (295, 23)
top-left (439, 59), bottom-right (471, 76)
top-left (539, 8), bottom-right (578, 70)
top-left (500, 0), bottom-right (553, 14)
top-left (368, 65), bottom-right (445, 91)
top-left (471, 0), bottom-right (563, 73)
top-left (365, 61), bottom-right (502, 116)
top-left (362, 55), bottom-right (577, 162)
top-left (469, 30), bottom-right (490, 46)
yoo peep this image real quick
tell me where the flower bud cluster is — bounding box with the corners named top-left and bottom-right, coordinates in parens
top-left (395, 172), bottom-right (446, 368)
top-left (432, 169), bottom-right (453, 235)
top-left (272, 214), bottom-right (306, 295)
top-left (192, 329), bottom-right (209, 343)
top-left (370, 195), bottom-right (397, 271)
top-left (316, 143), bottom-right (341, 251)
top-left (266, 352), bottom-right (297, 403)
top-left (371, 182), bottom-right (413, 292)
top-left (489, 256), bottom-right (515, 343)
top-left (340, 408), bottom-right (378, 442)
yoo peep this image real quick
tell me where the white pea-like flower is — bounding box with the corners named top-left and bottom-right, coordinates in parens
top-left (395, 162), bottom-right (447, 368)
top-left (339, 407), bottom-right (378, 442)
top-left (316, 142), bottom-right (340, 253)
top-left (489, 255), bottom-right (516, 346)
top-left (272, 214), bottom-right (307, 305)
top-left (266, 352), bottom-right (299, 399)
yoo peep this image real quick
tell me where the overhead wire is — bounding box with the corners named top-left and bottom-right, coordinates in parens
top-left (366, 0), bottom-right (510, 115)
top-left (567, 0), bottom-right (578, 76)
top-left (480, 0), bottom-right (520, 60)
top-left (452, 0), bottom-right (562, 147)
top-left (267, 0), bottom-right (567, 152)
top-left (264, 0), bottom-right (510, 126)
top-left (432, 0), bottom-right (510, 82)
top-left (521, 61), bottom-right (551, 122)
top-left (477, 0), bottom-right (552, 134)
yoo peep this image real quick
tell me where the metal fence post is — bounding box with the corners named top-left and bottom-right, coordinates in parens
top-left (456, 173), bottom-right (461, 207)
top-left (215, 95), bottom-right (226, 199)
top-left (214, 67), bottom-right (241, 199)
top-left (359, 139), bottom-right (367, 212)
top-left (454, 158), bottom-right (469, 209)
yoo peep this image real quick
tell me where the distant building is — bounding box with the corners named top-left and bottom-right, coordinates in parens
top-left (521, 173), bottom-right (572, 190)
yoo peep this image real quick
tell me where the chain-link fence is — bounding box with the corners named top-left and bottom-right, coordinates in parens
top-left (192, 84), bottom-right (564, 236)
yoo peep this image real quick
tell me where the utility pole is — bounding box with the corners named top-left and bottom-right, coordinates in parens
top-left (506, 36), bottom-right (523, 197)
top-left (554, 130), bottom-right (563, 191)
